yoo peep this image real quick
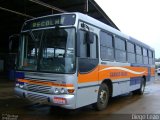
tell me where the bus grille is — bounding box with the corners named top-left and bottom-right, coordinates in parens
top-left (27, 93), bottom-right (48, 103)
top-left (26, 83), bottom-right (52, 94)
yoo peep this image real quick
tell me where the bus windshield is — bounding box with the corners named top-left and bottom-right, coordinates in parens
top-left (18, 28), bottom-right (76, 73)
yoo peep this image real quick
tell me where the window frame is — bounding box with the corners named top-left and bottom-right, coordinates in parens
top-left (100, 31), bottom-right (114, 61)
top-left (127, 41), bottom-right (136, 63)
top-left (114, 36), bottom-right (127, 62)
top-left (79, 29), bottom-right (98, 59)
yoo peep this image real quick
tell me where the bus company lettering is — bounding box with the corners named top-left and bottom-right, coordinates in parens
top-left (110, 72), bottom-right (128, 77)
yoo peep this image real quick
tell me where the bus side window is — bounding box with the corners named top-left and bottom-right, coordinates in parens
top-left (152, 51), bottom-right (155, 65)
top-left (148, 50), bottom-right (152, 64)
top-left (78, 30), bottom-right (98, 73)
top-left (115, 36), bottom-right (126, 62)
top-left (143, 48), bottom-right (148, 64)
top-left (100, 31), bottom-right (114, 61)
top-left (136, 45), bottom-right (143, 64)
top-left (79, 30), bottom-right (97, 59)
top-left (127, 42), bottom-right (136, 63)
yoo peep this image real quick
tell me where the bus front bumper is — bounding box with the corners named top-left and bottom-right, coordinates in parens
top-left (14, 87), bottom-right (76, 109)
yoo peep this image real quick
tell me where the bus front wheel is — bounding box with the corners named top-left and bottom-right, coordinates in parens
top-left (93, 83), bottom-right (109, 111)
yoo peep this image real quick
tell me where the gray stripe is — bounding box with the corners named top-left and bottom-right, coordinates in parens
top-left (78, 84), bottom-right (100, 89)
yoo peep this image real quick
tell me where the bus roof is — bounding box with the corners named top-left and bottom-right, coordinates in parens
top-left (76, 12), bottom-right (154, 51)
top-left (23, 12), bottom-right (154, 51)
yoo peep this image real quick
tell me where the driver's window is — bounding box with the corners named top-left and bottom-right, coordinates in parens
top-left (79, 30), bottom-right (98, 59)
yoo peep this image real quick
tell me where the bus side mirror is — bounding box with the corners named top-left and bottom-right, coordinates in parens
top-left (86, 31), bottom-right (94, 44)
top-left (9, 34), bottom-right (20, 53)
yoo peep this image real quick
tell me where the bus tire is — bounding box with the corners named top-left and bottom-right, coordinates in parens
top-left (133, 77), bottom-right (146, 95)
top-left (93, 83), bottom-right (109, 111)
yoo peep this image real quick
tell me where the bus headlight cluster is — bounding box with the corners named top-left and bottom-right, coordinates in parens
top-left (16, 83), bottom-right (20, 87)
top-left (53, 88), bottom-right (67, 94)
top-left (19, 85), bottom-right (24, 88)
top-left (16, 82), bottom-right (24, 89)
top-left (53, 87), bottom-right (75, 94)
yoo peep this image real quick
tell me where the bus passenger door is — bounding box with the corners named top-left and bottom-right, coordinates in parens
top-left (76, 28), bottom-right (99, 108)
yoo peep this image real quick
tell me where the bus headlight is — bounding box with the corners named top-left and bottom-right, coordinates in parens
top-left (16, 81), bottom-right (25, 89)
top-left (60, 88), bottom-right (65, 94)
top-left (19, 85), bottom-right (24, 88)
top-left (53, 88), bottom-right (68, 94)
top-left (16, 83), bottom-right (20, 87)
top-left (54, 88), bottom-right (59, 94)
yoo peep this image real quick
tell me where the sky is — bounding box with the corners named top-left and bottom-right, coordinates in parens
top-left (95, 0), bottom-right (160, 58)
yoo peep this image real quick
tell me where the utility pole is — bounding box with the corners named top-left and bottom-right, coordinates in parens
top-left (84, 0), bottom-right (89, 13)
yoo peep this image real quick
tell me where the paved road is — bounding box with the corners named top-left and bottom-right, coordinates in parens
top-left (0, 75), bottom-right (160, 120)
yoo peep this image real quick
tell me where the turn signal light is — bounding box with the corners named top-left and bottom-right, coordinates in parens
top-left (67, 89), bottom-right (75, 93)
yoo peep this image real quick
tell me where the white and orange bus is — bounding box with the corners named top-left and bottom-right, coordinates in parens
top-left (15, 12), bottom-right (155, 110)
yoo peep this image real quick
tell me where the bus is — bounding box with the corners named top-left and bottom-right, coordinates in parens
top-left (15, 12), bottom-right (155, 110)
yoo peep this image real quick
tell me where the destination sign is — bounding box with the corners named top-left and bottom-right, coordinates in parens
top-left (22, 14), bottom-right (76, 31)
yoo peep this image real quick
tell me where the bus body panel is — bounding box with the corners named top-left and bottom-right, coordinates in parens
top-left (15, 71), bottom-right (78, 109)
top-left (15, 87), bottom-right (76, 109)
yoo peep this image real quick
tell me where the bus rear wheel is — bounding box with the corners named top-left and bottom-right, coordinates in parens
top-left (93, 83), bottom-right (109, 111)
top-left (133, 77), bottom-right (146, 95)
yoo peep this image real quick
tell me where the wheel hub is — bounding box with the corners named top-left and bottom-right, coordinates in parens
top-left (100, 90), bottom-right (107, 104)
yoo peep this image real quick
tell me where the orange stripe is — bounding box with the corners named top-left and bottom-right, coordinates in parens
top-left (78, 67), bottom-right (99, 83)
top-left (17, 79), bottom-right (74, 88)
top-left (99, 65), bottom-right (148, 80)
top-left (78, 65), bottom-right (151, 83)
top-left (151, 67), bottom-right (155, 77)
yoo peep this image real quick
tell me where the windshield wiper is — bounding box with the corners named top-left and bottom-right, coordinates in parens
top-left (29, 30), bottom-right (37, 42)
